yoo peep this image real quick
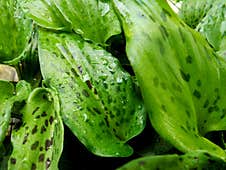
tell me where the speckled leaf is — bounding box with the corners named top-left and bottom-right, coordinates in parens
top-left (0, 81), bottom-right (14, 144)
top-left (196, 0), bottom-right (226, 51)
top-left (0, 80), bottom-right (31, 146)
top-left (8, 88), bottom-right (64, 170)
top-left (23, 0), bottom-right (121, 44)
top-left (0, 0), bottom-right (32, 62)
top-left (113, 0), bottom-right (226, 160)
top-left (38, 30), bottom-right (145, 157)
top-left (117, 151), bottom-right (226, 170)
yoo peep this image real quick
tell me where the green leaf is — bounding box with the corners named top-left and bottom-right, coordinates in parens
top-left (0, 0), bottom-right (32, 62)
top-left (196, 0), bottom-right (226, 51)
top-left (23, 0), bottom-right (121, 44)
top-left (8, 88), bottom-right (64, 170)
top-left (179, 0), bottom-right (214, 28)
top-left (113, 0), bottom-right (226, 160)
top-left (0, 81), bottom-right (14, 144)
top-left (117, 151), bottom-right (226, 170)
top-left (38, 30), bottom-right (146, 157)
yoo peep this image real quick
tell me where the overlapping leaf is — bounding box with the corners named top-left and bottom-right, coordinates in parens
top-left (0, 0), bottom-right (32, 62)
top-left (23, 0), bottom-right (121, 44)
top-left (196, 0), bottom-right (226, 52)
top-left (38, 30), bottom-right (146, 157)
top-left (0, 81), bottom-right (14, 144)
top-left (179, 0), bottom-right (214, 28)
top-left (117, 151), bottom-right (226, 170)
top-left (8, 88), bottom-right (64, 170)
top-left (113, 0), bottom-right (226, 160)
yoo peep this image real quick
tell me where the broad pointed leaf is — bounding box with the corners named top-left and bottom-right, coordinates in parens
top-left (0, 0), bottom-right (32, 62)
top-left (38, 30), bottom-right (146, 157)
top-left (0, 81), bottom-right (14, 144)
top-left (0, 80), bottom-right (31, 145)
top-left (113, 0), bottom-right (226, 160)
top-left (23, 0), bottom-right (121, 44)
top-left (8, 88), bottom-right (64, 170)
top-left (117, 151), bottom-right (226, 170)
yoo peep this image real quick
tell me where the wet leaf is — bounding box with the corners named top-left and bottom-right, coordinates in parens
top-left (0, 81), bottom-right (14, 144)
top-left (113, 0), bottom-right (226, 160)
top-left (23, 0), bottom-right (121, 44)
top-left (8, 88), bottom-right (64, 170)
top-left (0, 0), bottom-right (32, 62)
top-left (38, 30), bottom-right (146, 157)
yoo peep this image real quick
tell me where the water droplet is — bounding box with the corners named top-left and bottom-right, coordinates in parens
top-left (83, 113), bottom-right (88, 122)
top-left (116, 77), bottom-right (123, 83)
top-left (101, 3), bottom-right (110, 16)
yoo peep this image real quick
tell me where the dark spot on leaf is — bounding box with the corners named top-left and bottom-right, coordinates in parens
top-left (94, 88), bottom-right (97, 94)
top-left (220, 113), bottom-right (225, 119)
top-left (214, 88), bottom-right (219, 93)
top-left (85, 80), bottom-right (92, 89)
top-left (148, 14), bottom-right (156, 22)
top-left (203, 100), bottom-right (209, 108)
top-left (93, 107), bottom-right (101, 115)
top-left (186, 110), bottom-right (191, 118)
top-left (45, 120), bottom-right (48, 127)
top-left (193, 90), bottom-right (201, 99)
top-left (46, 158), bottom-right (51, 169)
top-left (157, 39), bottom-right (165, 55)
top-left (41, 112), bottom-right (47, 117)
top-left (31, 163), bottom-right (36, 170)
top-left (161, 82), bottom-right (167, 89)
top-left (186, 55), bottom-right (192, 64)
top-left (10, 158), bottom-right (16, 164)
top-left (180, 126), bottom-right (188, 133)
top-left (196, 80), bottom-right (201, 87)
top-left (32, 125), bottom-right (38, 135)
top-left (172, 83), bottom-right (182, 93)
top-left (138, 161), bottom-right (146, 166)
top-left (178, 28), bottom-right (185, 43)
top-left (35, 115), bottom-right (40, 119)
top-left (32, 107), bottom-right (40, 115)
top-left (78, 66), bottom-right (82, 74)
top-left (180, 69), bottom-right (190, 82)
top-left (22, 133), bottom-right (29, 144)
top-left (213, 96), bottom-right (220, 105)
top-left (153, 77), bottom-right (159, 87)
top-left (207, 105), bottom-right (219, 113)
top-left (71, 68), bottom-right (78, 77)
top-left (49, 116), bottom-right (54, 125)
top-left (82, 89), bottom-right (89, 97)
top-left (41, 125), bottom-right (47, 134)
top-left (104, 116), bottom-right (110, 128)
top-left (40, 146), bottom-right (43, 151)
top-left (31, 141), bottom-right (39, 150)
top-left (39, 154), bottom-right (45, 162)
top-left (161, 10), bottom-right (167, 21)
top-left (161, 105), bottom-right (167, 112)
top-left (159, 25), bottom-right (169, 40)
top-left (45, 139), bottom-right (52, 151)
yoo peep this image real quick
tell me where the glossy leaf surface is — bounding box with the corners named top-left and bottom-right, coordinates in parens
top-left (8, 88), bottom-right (64, 170)
top-left (0, 0), bottom-right (32, 62)
top-left (113, 0), bottom-right (226, 160)
top-left (38, 30), bottom-right (146, 157)
top-left (23, 0), bottom-right (121, 44)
